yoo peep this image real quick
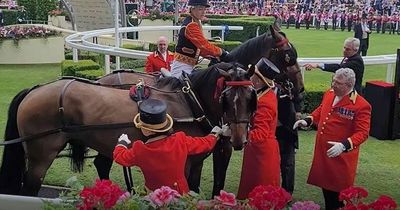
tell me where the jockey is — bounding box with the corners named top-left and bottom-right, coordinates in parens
top-left (171, 0), bottom-right (229, 78)
top-left (113, 98), bottom-right (225, 194)
top-left (237, 58), bottom-right (281, 199)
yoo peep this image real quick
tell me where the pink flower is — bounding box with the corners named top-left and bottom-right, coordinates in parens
top-left (292, 201), bottom-right (320, 210)
top-left (117, 191), bottom-right (131, 204)
top-left (147, 186), bottom-right (181, 207)
top-left (214, 190), bottom-right (237, 206)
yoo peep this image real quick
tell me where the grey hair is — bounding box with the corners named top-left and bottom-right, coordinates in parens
top-left (344, 37), bottom-right (360, 51)
top-left (335, 68), bottom-right (356, 88)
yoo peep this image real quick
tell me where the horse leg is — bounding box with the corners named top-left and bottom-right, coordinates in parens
top-left (20, 135), bottom-right (66, 196)
top-left (212, 137), bottom-right (232, 197)
top-left (94, 153), bottom-right (113, 180)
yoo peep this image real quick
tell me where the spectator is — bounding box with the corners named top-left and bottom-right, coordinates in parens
top-left (354, 14), bottom-right (371, 56)
top-left (303, 37), bottom-right (364, 94)
top-left (170, 0), bottom-right (228, 78)
top-left (293, 68), bottom-right (371, 210)
top-left (0, 9), bottom-right (3, 27)
top-left (113, 98), bottom-right (224, 194)
top-left (237, 58), bottom-right (281, 199)
top-left (144, 36), bottom-right (174, 75)
top-left (16, 6), bottom-right (26, 24)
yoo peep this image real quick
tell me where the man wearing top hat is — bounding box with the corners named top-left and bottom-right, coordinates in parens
top-left (113, 99), bottom-right (225, 194)
top-left (237, 58), bottom-right (281, 199)
top-left (170, 0), bottom-right (229, 78)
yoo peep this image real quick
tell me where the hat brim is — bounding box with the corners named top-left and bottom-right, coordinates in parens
top-left (134, 114), bottom-right (174, 133)
top-left (190, 4), bottom-right (210, 8)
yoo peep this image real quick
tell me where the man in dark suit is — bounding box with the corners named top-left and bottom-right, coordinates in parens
top-left (303, 38), bottom-right (365, 94)
top-left (354, 14), bottom-right (371, 56)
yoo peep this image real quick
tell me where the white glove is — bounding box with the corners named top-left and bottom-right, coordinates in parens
top-left (293, 119), bottom-right (308, 130)
top-left (327, 141), bottom-right (345, 158)
top-left (211, 126), bottom-right (223, 136)
top-left (118, 134), bottom-right (131, 145)
top-left (221, 124), bottom-right (231, 137)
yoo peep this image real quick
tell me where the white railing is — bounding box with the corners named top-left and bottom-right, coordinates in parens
top-left (65, 25), bottom-right (244, 73)
top-left (64, 25), bottom-right (397, 82)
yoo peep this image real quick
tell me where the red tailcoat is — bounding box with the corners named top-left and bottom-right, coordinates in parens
top-left (237, 90), bottom-right (281, 199)
top-left (307, 90), bottom-right (371, 192)
top-left (113, 132), bottom-right (217, 194)
top-left (144, 51), bottom-right (174, 74)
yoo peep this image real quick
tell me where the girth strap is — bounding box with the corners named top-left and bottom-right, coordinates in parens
top-left (59, 79), bottom-right (76, 128)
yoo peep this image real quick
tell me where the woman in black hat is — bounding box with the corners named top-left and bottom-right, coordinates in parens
top-left (113, 99), bottom-right (224, 194)
top-left (170, 0), bottom-right (229, 78)
top-left (237, 58), bottom-right (282, 199)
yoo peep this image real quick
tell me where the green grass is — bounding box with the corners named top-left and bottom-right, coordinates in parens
top-left (1, 28), bottom-right (400, 206)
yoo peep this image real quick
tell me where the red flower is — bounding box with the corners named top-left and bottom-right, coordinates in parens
top-left (214, 190), bottom-right (237, 207)
top-left (77, 179), bottom-right (125, 210)
top-left (339, 186), bottom-right (368, 206)
top-left (248, 185), bottom-right (292, 210)
top-left (369, 195), bottom-right (398, 210)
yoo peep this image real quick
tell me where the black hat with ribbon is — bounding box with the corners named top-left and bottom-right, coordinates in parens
top-left (133, 99), bottom-right (173, 133)
top-left (188, 0), bottom-right (210, 7)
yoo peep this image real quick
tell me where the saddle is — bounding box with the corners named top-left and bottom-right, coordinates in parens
top-left (129, 80), bottom-right (151, 102)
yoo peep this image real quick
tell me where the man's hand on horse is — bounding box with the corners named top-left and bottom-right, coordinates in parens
top-left (211, 126), bottom-right (223, 138)
top-left (118, 134), bottom-right (131, 146)
top-left (221, 124), bottom-right (231, 137)
top-left (219, 49), bottom-right (230, 62)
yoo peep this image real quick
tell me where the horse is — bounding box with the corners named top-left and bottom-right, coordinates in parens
top-left (0, 62), bottom-right (257, 196)
top-left (93, 23), bottom-right (304, 196)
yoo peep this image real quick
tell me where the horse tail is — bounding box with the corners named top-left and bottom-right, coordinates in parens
top-left (68, 140), bottom-right (88, 173)
top-left (0, 89), bottom-right (31, 195)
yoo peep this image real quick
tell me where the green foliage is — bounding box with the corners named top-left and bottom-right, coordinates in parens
top-left (209, 17), bottom-right (274, 42)
top-left (64, 51), bottom-right (102, 63)
top-left (17, 0), bottom-right (57, 21)
top-left (2, 9), bottom-right (18, 25)
top-left (148, 42), bottom-right (175, 52)
top-left (119, 59), bottom-right (146, 70)
top-left (61, 60), bottom-right (100, 76)
top-left (211, 41), bottom-right (242, 52)
top-left (122, 44), bottom-right (145, 51)
top-left (75, 69), bottom-right (104, 80)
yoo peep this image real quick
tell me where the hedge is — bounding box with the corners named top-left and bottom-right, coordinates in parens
top-left (119, 59), bottom-right (146, 70)
top-left (209, 17), bottom-right (275, 42)
top-left (75, 69), bottom-right (105, 80)
top-left (121, 44), bottom-right (145, 51)
top-left (2, 10), bottom-right (18, 25)
top-left (61, 60), bottom-right (100, 76)
top-left (65, 51), bottom-right (102, 63)
top-left (17, 0), bottom-right (57, 21)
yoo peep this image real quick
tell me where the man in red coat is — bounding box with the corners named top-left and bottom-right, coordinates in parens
top-left (237, 58), bottom-right (281, 199)
top-left (113, 99), bottom-right (224, 194)
top-left (144, 36), bottom-right (174, 74)
top-left (294, 68), bottom-right (371, 210)
top-left (171, 0), bottom-right (228, 78)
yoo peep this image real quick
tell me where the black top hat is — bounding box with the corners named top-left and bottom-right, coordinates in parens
top-left (256, 58), bottom-right (281, 81)
top-left (133, 99), bottom-right (173, 133)
top-left (188, 0), bottom-right (210, 7)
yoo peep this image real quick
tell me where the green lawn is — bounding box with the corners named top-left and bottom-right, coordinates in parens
top-left (1, 28), bottom-right (400, 206)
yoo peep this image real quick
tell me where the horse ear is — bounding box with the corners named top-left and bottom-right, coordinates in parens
top-left (273, 17), bottom-right (282, 32)
top-left (247, 65), bottom-right (255, 78)
top-left (215, 67), bottom-right (231, 78)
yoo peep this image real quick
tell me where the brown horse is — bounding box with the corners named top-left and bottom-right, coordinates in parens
top-left (93, 23), bottom-right (304, 196)
top-left (0, 63), bottom-right (257, 196)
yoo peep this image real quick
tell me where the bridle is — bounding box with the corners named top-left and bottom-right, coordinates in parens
top-left (219, 80), bottom-right (256, 125)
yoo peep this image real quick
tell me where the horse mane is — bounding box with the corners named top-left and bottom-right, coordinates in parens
top-left (228, 33), bottom-right (272, 66)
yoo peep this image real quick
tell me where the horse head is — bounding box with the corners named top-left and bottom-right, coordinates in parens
top-left (267, 19), bottom-right (305, 96)
top-left (214, 63), bottom-right (257, 150)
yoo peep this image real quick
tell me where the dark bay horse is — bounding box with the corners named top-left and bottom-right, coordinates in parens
top-left (93, 25), bottom-right (304, 196)
top-left (0, 63), bottom-right (257, 196)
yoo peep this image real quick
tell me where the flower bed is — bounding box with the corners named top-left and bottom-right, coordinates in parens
top-left (0, 26), bottom-right (64, 64)
top-left (44, 178), bottom-right (398, 210)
